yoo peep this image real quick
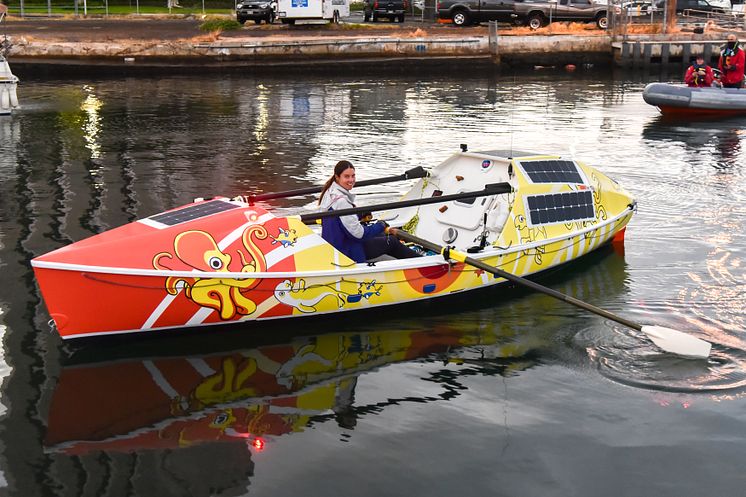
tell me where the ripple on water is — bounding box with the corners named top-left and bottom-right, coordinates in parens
top-left (580, 323), bottom-right (746, 394)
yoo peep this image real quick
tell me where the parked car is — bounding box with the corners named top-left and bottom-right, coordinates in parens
top-left (512, 0), bottom-right (610, 28)
top-left (621, 0), bottom-right (658, 15)
top-left (652, 0), bottom-right (728, 12)
top-left (363, 0), bottom-right (409, 22)
top-left (437, 0), bottom-right (519, 26)
top-left (236, 0), bottom-right (277, 24)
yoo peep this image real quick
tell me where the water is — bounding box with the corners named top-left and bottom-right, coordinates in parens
top-left (1, 68), bottom-right (746, 496)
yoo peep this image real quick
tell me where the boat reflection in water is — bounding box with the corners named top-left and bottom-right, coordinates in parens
top-left (46, 320), bottom-right (537, 456)
top-left (641, 116), bottom-right (746, 168)
top-left (44, 244), bottom-right (629, 461)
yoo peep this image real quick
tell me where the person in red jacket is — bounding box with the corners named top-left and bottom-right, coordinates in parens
top-left (718, 34), bottom-right (746, 89)
top-left (685, 55), bottom-right (715, 87)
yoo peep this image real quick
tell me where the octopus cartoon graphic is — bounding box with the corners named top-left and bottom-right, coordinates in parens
top-left (153, 225), bottom-right (269, 320)
top-left (514, 213), bottom-right (548, 266)
top-left (170, 355), bottom-right (261, 415)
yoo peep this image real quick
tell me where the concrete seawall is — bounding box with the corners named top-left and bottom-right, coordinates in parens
top-left (6, 33), bottom-right (613, 68)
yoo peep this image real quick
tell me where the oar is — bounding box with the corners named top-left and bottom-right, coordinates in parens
top-left (300, 182), bottom-right (513, 223)
top-left (246, 166), bottom-right (429, 204)
top-left (392, 230), bottom-right (712, 360)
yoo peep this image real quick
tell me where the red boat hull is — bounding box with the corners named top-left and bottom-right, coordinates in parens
top-left (657, 105), bottom-right (746, 118)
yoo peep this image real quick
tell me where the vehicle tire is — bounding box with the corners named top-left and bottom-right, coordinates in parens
top-left (595, 12), bottom-right (608, 29)
top-left (372, 12), bottom-right (378, 21)
top-left (528, 13), bottom-right (544, 29)
top-left (364, 11), bottom-right (371, 21)
top-left (398, 13), bottom-right (405, 22)
top-left (333, 10), bottom-right (339, 23)
top-left (237, 16), bottom-right (247, 24)
top-left (254, 19), bottom-right (262, 24)
top-left (267, 11), bottom-right (275, 23)
top-left (452, 8), bottom-right (471, 26)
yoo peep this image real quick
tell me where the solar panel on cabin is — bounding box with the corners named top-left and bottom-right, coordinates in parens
top-left (526, 190), bottom-right (594, 226)
top-left (520, 160), bottom-right (584, 184)
top-left (149, 200), bottom-right (240, 226)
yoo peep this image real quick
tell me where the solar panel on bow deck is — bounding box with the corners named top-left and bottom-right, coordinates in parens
top-left (519, 160), bottom-right (585, 184)
top-left (527, 190), bottom-right (595, 226)
top-left (148, 200), bottom-right (240, 226)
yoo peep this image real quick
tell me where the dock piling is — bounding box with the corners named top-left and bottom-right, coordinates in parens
top-left (488, 21), bottom-right (500, 64)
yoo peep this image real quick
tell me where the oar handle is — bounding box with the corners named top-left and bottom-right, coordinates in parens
top-left (394, 230), bottom-right (642, 332)
top-left (300, 182), bottom-right (512, 224)
top-left (246, 166), bottom-right (429, 204)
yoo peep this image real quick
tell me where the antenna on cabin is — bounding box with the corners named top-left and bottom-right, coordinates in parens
top-left (460, 143), bottom-right (468, 152)
top-left (509, 72), bottom-right (516, 158)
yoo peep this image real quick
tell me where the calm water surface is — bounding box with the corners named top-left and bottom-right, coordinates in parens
top-left (1, 69), bottom-right (745, 497)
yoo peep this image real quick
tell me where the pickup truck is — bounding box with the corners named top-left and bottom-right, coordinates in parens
top-left (513, 0), bottom-right (610, 29)
top-left (437, 0), bottom-right (519, 26)
top-left (363, 0), bottom-right (409, 22)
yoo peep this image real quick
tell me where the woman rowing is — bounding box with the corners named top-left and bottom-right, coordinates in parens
top-left (318, 160), bottom-right (420, 263)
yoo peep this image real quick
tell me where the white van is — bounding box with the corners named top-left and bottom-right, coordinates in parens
top-left (276, 0), bottom-right (351, 24)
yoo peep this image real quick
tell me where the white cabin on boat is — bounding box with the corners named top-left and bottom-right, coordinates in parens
top-left (0, 56), bottom-right (19, 115)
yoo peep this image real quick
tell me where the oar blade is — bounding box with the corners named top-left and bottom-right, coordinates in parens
top-left (640, 325), bottom-right (711, 359)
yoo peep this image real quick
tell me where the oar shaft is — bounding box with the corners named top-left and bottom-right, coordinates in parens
top-left (395, 230), bottom-right (642, 332)
top-left (300, 182), bottom-right (512, 223)
top-left (247, 166), bottom-right (428, 204)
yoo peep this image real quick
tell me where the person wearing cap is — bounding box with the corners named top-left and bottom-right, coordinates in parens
top-left (718, 34), bottom-right (745, 89)
top-left (685, 54), bottom-right (715, 87)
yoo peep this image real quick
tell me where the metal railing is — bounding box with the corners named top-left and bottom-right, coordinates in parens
top-left (680, 8), bottom-right (746, 28)
top-left (610, 3), bottom-right (746, 34)
top-left (5, 0), bottom-right (228, 17)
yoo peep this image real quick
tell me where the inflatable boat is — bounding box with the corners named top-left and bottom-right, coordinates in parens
top-left (643, 82), bottom-right (746, 118)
